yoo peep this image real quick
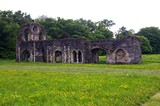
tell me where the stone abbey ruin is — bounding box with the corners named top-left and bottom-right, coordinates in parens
top-left (16, 23), bottom-right (142, 64)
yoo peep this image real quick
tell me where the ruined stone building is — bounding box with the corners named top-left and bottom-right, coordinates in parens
top-left (16, 23), bottom-right (142, 64)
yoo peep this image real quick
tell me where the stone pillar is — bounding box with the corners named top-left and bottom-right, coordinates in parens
top-left (82, 52), bottom-right (84, 63)
top-left (53, 51), bottom-right (55, 63)
top-left (64, 46), bottom-right (67, 63)
top-left (77, 51), bottom-right (78, 63)
top-left (33, 42), bottom-right (35, 62)
top-left (46, 48), bottom-right (49, 62)
top-left (17, 46), bottom-right (21, 62)
top-left (67, 46), bottom-right (71, 63)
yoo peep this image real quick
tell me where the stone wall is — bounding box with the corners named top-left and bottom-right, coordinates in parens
top-left (16, 23), bottom-right (142, 64)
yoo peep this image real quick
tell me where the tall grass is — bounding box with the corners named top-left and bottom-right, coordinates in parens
top-left (0, 54), bottom-right (160, 106)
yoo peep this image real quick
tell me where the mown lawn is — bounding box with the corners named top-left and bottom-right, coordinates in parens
top-left (0, 54), bottom-right (160, 106)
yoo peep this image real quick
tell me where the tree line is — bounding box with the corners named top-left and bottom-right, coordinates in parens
top-left (0, 10), bottom-right (160, 59)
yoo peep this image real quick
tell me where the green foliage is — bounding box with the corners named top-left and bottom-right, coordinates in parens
top-left (0, 17), bottom-right (19, 58)
top-left (13, 10), bottom-right (32, 25)
top-left (1, 9), bottom-right (160, 60)
top-left (0, 10), bottom-right (32, 59)
top-left (137, 36), bottom-right (152, 54)
top-left (35, 17), bottom-right (114, 40)
top-left (138, 27), bottom-right (160, 53)
top-left (0, 54), bottom-right (160, 105)
top-left (115, 26), bottom-right (134, 39)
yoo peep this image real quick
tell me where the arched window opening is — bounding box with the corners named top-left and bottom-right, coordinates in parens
top-left (73, 51), bottom-right (77, 62)
top-left (33, 26), bottom-right (38, 33)
top-left (115, 49), bottom-right (126, 63)
top-left (22, 50), bottom-right (30, 62)
top-left (78, 51), bottom-right (82, 62)
top-left (39, 31), bottom-right (43, 40)
top-left (91, 48), bottom-right (107, 64)
top-left (55, 51), bottom-right (62, 63)
top-left (24, 29), bottom-right (29, 41)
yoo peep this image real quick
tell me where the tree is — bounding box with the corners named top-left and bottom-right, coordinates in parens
top-left (115, 26), bottom-right (134, 39)
top-left (0, 10), bottom-right (32, 25)
top-left (35, 17), bottom-right (114, 40)
top-left (137, 36), bottom-right (152, 54)
top-left (97, 19), bottom-right (115, 29)
top-left (0, 10), bottom-right (32, 59)
top-left (138, 27), bottom-right (160, 53)
top-left (0, 17), bottom-right (19, 58)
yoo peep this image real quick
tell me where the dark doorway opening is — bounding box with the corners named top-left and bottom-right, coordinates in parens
top-left (22, 50), bottom-right (30, 62)
top-left (24, 29), bottom-right (29, 41)
top-left (73, 51), bottom-right (77, 62)
top-left (55, 51), bottom-right (62, 63)
top-left (91, 48), bottom-right (107, 64)
top-left (78, 51), bottom-right (82, 63)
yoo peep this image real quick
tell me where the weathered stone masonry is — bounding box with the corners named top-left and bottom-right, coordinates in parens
top-left (16, 23), bottom-right (142, 64)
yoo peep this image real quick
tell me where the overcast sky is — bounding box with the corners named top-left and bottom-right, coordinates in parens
top-left (0, 0), bottom-right (160, 33)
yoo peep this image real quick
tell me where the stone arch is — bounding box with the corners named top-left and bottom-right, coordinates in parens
top-left (78, 50), bottom-right (83, 63)
top-left (55, 50), bottom-right (62, 63)
top-left (115, 49), bottom-right (127, 63)
top-left (32, 25), bottom-right (39, 41)
top-left (33, 25), bottom-right (38, 33)
top-left (22, 50), bottom-right (30, 62)
top-left (17, 23), bottom-right (47, 42)
top-left (91, 47), bottom-right (108, 63)
top-left (24, 28), bottom-right (30, 41)
top-left (72, 51), bottom-right (77, 63)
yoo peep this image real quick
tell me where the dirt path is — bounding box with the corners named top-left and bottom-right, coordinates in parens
top-left (142, 92), bottom-right (160, 106)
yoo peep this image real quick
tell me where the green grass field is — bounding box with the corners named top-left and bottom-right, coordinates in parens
top-left (0, 54), bottom-right (160, 106)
